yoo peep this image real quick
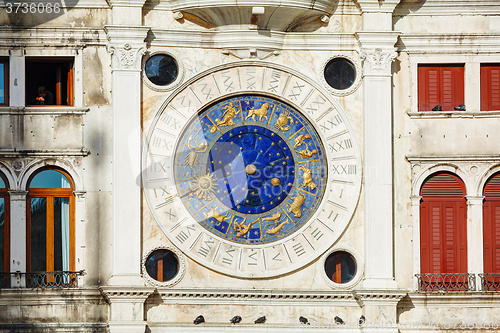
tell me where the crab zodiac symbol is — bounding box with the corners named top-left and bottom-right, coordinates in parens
top-left (274, 111), bottom-right (294, 131)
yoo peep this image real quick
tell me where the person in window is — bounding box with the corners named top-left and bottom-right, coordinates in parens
top-left (36, 86), bottom-right (54, 105)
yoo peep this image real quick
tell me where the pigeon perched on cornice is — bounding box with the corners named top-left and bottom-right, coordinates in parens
top-left (454, 104), bottom-right (466, 111)
top-left (230, 316), bottom-right (242, 324)
top-left (335, 316), bottom-right (344, 325)
top-left (299, 316), bottom-right (310, 325)
top-left (432, 104), bottom-right (442, 111)
top-left (193, 315), bottom-right (205, 325)
top-left (359, 315), bottom-right (365, 326)
top-left (254, 316), bottom-right (266, 324)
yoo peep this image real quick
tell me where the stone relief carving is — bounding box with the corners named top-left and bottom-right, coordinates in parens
top-left (360, 48), bottom-right (397, 72)
top-left (108, 43), bottom-right (146, 70)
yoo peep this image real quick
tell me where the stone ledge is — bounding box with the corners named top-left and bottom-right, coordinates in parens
top-left (0, 107), bottom-right (90, 115)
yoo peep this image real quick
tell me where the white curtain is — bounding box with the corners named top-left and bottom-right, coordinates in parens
top-left (61, 177), bottom-right (70, 272)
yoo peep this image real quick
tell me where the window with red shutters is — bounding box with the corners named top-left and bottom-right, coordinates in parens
top-left (420, 173), bottom-right (467, 274)
top-left (418, 64), bottom-right (465, 111)
top-left (483, 172), bottom-right (500, 273)
top-left (481, 64), bottom-right (500, 111)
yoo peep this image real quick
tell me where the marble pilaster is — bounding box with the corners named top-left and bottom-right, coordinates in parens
top-left (8, 190), bottom-right (28, 288)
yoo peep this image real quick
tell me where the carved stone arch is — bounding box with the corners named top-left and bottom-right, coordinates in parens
top-left (477, 164), bottom-right (500, 197)
top-left (412, 163), bottom-right (472, 197)
top-left (19, 158), bottom-right (83, 192)
top-left (0, 161), bottom-right (17, 190)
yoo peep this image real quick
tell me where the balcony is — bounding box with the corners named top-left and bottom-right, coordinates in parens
top-left (0, 271), bottom-right (84, 288)
top-left (415, 273), bottom-right (476, 292)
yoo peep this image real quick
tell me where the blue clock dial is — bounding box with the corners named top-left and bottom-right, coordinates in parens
top-left (173, 95), bottom-right (327, 245)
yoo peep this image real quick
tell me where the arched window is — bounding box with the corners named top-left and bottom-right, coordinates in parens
top-left (0, 172), bottom-right (10, 286)
top-left (27, 168), bottom-right (75, 279)
top-left (483, 172), bottom-right (500, 273)
top-left (420, 173), bottom-right (467, 275)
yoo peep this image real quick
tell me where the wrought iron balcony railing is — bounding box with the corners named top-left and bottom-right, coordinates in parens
top-left (0, 271), bottom-right (84, 288)
top-left (415, 273), bottom-right (476, 292)
top-left (479, 273), bottom-right (500, 291)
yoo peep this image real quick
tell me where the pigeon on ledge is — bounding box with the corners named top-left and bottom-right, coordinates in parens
top-left (432, 105), bottom-right (442, 111)
top-left (299, 316), bottom-right (310, 325)
top-left (230, 316), bottom-right (242, 324)
top-left (254, 316), bottom-right (266, 324)
top-left (454, 104), bottom-right (466, 111)
top-left (193, 315), bottom-right (205, 325)
top-left (335, 316), bottom-right (344, 325)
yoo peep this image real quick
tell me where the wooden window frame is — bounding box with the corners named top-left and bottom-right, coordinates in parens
top-left (25, 57), bottom-right (74, 107)
top-left (0, 173), bottom-right (10, 274)
top-left (0, 57), bottom-right (9, 106)
top-left (418, 64), bottom-right (465, 112)
top-left (26, 168), bottom-right (75, 273)
top-left (481, 64), bottom-right (500, 111)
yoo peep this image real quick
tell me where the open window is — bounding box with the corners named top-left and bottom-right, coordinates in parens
top-left (0, 57), bottom-right (8, 106)
top-left (418, 64), bottom-right (464, 111)
top-left (27, 168), bottom-right (75, 287)
top-left (26, 58), bottom-right (74, 106)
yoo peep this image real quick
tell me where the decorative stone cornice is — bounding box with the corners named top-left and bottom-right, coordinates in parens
top-left (353, 290), bottom-right (407, 305)
top-left (157, 289), bottom-right (358, 306)
top-left (406, 155), bottom-right (500, 163)
top-left (99, 286), bottom-right (155, 303)
top-left (398, 34), bottom-right (500, 55)
top-left (0, 107), bottom-right (90, 115)
top-left (0, 27), bottom-right (105, 48)
top-left (147, 29), bottom-right (359, 52)
top-left (0, 149), bottom-right (91, 158)
top-left (394, 1), bottom-right (500, 16)
top-left (355, 0), bottom-right (402, 13)
top-left (356, 31), bottom-right (400, 74)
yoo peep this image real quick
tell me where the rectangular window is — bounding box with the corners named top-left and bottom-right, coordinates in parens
top-left (26, 58), bottom-right (74, 106)
top-left (481, 64), bottom-right (500, 111)
top-left (0, 57), bottom-right (9, 106)
top-left (418, 64), bottom-right (464, 111)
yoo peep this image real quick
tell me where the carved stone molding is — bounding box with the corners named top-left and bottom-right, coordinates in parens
top-left (100, 286), bottom-right (155, 303)
top-left (108, 43), bottom-right (146, 70)
top-left (360, 48), bottom-right (397, 73)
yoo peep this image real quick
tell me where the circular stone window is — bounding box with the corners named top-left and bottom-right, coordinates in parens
top-left (142, 246), bottom-right (186, 287)
top-left (324, 58), bottom-right (356, 91)
top-left (324, 250), bottom-right (357, 284)
top-left (145, 54), bottom-right (178, 87)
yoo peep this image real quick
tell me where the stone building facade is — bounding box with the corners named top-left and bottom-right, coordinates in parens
top-left (0, 0), bottom-right (500, 332)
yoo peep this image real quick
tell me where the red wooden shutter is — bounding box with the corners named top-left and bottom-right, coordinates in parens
top-left (483, 173), bottom-right (500, 273)
top-left (420, 173), bottom-right (467, 273)
top-left (418, 65), bottom-right (465, 111)
top-left (481, 64), bottom-right (500, 111)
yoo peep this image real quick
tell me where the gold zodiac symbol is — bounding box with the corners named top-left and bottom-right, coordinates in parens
top-left (265, 220), bottom-right (289, 235)
top-left (294, 133), bottom-right (311, 148)
top-left (262, 212), bottom-right (282, 222)
top-left (295, 143), bottom-right (318, 159)
top-left (209, 102), bottom-right (241, 133)
top-left (188, 172), bottom-right (217, 203)
top-left (184, 136), bottom-right (207, 170)
top-left (299, 164), bottom-right (317, 190)
top-left (245, 102), bottom-right (269, 122)
top-left (274, 110), bottom-right (294, 131)
top-left (203, 206), bottom-right (229, 225)
top-left (287, 193), bottom-right (306, 218)
top-left (233, 220), bottom-right (257, 238)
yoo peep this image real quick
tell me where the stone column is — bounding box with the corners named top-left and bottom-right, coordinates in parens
top-left (104, 26), bottom-right (150, 287)
top-left (356, 291), bottom-right (407, 333)
top-left (74, 191), bottom-right (86, 286)
top-left (9, 52), bottom-right (25, 107)
top-left (466, 196), bottom-right (484, 278)
top-left (357, 31), bottom-right (400, 289)
top-left (9, 190), bottom-right (28, 288)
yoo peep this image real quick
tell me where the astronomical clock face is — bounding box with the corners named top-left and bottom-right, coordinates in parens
top-left (144, 62), bottom-right (361, 278)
